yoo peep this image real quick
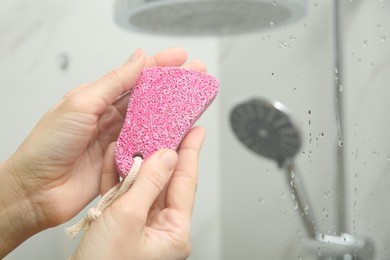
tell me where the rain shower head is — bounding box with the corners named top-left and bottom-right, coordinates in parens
top-left (230, 98), bottom-right (302, 166)
top-left (114, 0), bottom-right (307, 36)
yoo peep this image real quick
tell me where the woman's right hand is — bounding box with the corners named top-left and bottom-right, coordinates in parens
top-left (72, 127), bottom-right (206, 260)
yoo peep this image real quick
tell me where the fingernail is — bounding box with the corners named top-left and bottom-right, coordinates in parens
top-left (128, 48), bottom-right (143, 62)
top-left (160, 149), bottom-right (178, 170)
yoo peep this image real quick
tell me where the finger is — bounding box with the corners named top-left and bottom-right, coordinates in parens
top-left (167, 127), bottom-right (206, 218)
top-left (181, 59), bottom-right (207, 72)
top-left (145, 48), bottom-right (206, 72)
top-left (110, 48), bottom-right (188, 116)
top-left (65, 49), bottom-right (146, 115)
top-left (145, 48), bottom-right (188, 68)
top-left (100, 142), bottom-right (120, 196)
top-left (114, 149), bottom-right (178, 221)
top-left (111, 49), bottom-right (206, 113)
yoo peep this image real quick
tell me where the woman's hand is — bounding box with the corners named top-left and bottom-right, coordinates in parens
top-left (0, 48), bottom-right (206, 258)
top-left (72, 127), bottom-right (205, 260)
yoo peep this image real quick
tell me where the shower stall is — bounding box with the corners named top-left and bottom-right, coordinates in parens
top-left (1, 0), bottom-right (390, 259)
top-left (217, 1), bottom-right (389, 259)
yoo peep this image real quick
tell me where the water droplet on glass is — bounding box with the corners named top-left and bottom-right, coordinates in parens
top-left (270, 21), bottom-right (274, 27)
top-left (258, 197), bottom-right (265, 204)
top-left (261, 34), bottom-right (271, 40)
top-left (308, 110), bottom-right (311, 115)
top-left (271, 72), bottom-right (275, 79)
top-left (281, 192), bottom-right (286, 199)
top-left (362, 40), bottom-right (368, 47)
top-left (279, 40), bottom-right (288, 49)
top-left (289, 34), bottom-right (296, 41)
top-left (293, 87), bottom-right (297, 93)
top-left (338, 140), bottom-right (343, 147)
top-left (381, 35), bottom-right (386, 42)
top-left (272, 0), bottom-right (277, 6)
top-left (339, 85), bottom-right (344, 92)
top-left (294, 202), bottom-right (299, 210)
top-left (322, 208), bottom-right (328, 218)
top-left (324, 191), bottom-right (330, 198)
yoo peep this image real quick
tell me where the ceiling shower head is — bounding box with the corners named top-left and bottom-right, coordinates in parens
top-left (230, 98), bottom-right (302, 166)
top-left (114, 0), bottom-right (307, 36)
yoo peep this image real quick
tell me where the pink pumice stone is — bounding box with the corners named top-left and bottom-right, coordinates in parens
top-left (115, 67), bottom-right (219, 178)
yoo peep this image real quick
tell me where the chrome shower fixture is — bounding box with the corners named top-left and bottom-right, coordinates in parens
top-left (114, 0), bottom-right (307, 36)
top-left (230, 97), bottom-right (317, 238)
top-left (230, 97), bottom-right (375, 259)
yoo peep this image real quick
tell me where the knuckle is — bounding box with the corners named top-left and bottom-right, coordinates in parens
top-left (193, 179), bottom-right (199, 192)
top-left (173, 169), bottom-right (199, 191)
top-left (182, 241), bottom-right (192, 258)
top-left (62, 89), bottom-right (83, 108)
top-left (144, 168), bottom-right (166, 192)
top-left (174, 234), bottom-right (192, 258)
top-left (103, 69), bottom-right (123, 82)
top-left (63, 84), bottom-right (88, 99)
top-left (102, 69), bottom-right (128, 92)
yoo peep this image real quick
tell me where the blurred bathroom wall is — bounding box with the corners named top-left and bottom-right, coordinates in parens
top-left (219, 1), bottom-right (336, 258)
top-left (344, 0), bottom-right (390, 258)
top-left (219, 0), bottom-right (390, 259)
top-left (1, 0), bottom-right (390, 259)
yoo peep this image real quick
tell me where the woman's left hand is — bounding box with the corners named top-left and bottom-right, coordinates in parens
top-left (0, 48), bottom-right (206, 257)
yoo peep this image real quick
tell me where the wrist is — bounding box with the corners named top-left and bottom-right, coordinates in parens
top-left (0, 159), bottom-right (42, 258)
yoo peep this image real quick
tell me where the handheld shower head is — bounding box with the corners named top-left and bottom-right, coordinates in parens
top-left (229, 98), bottom-right (375, 258)
top-left (230, 98), bottom-right (302, 167)
top-left (230, 97), bottom-right (318, 238)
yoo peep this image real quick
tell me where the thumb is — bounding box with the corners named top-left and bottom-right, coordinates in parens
top-left (112, 149), bottom-right (178, 223)
top-left (64, 49), bottom-right (146, 115)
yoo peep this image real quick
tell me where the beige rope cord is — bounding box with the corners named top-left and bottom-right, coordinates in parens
top-left (65, 156), bottom-right (143, 238)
